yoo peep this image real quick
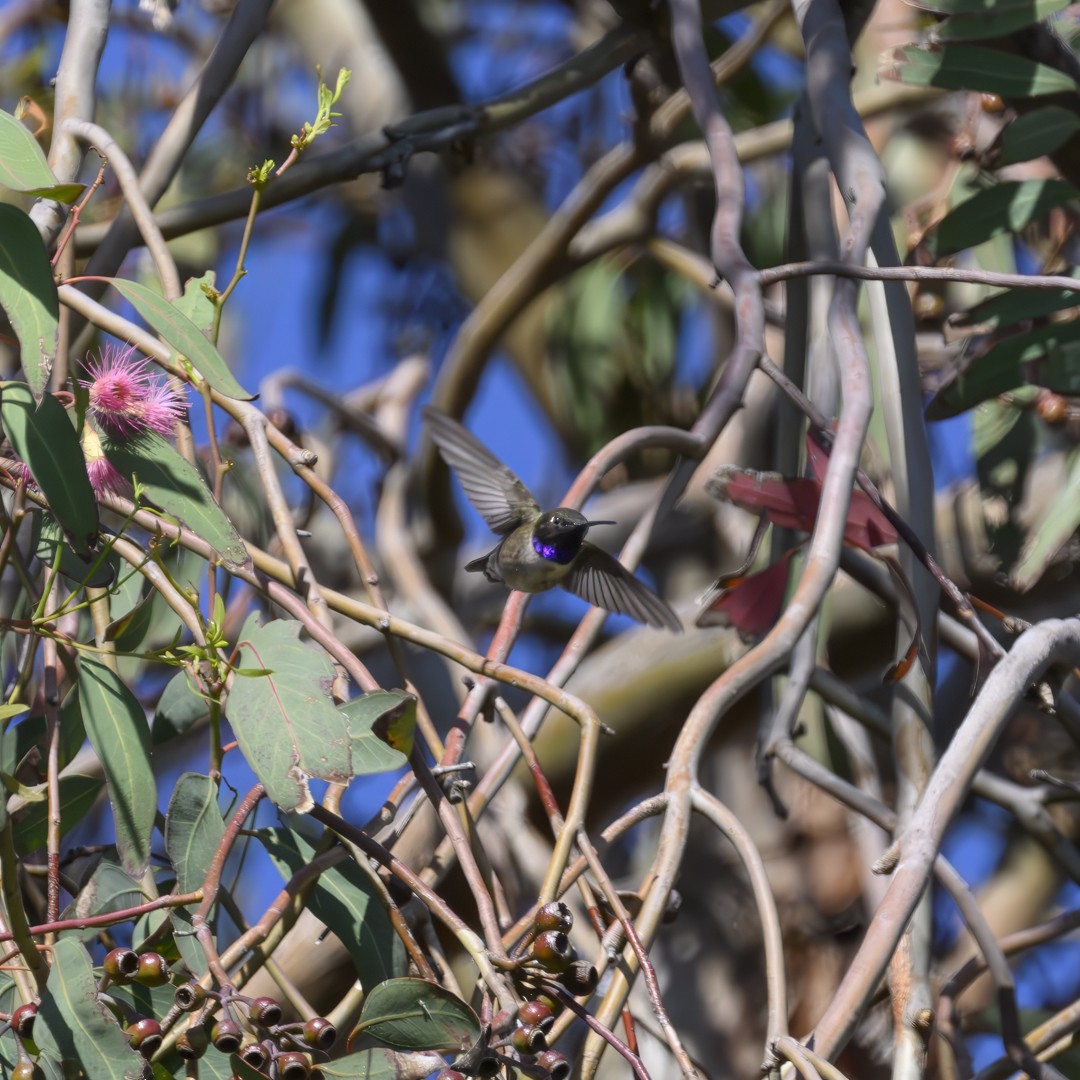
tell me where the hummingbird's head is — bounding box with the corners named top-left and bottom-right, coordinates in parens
top-left (532, 508), bottom-right (615, 564)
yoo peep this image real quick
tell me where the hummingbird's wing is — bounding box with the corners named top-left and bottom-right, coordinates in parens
top-left (565, 544), bottom-right (682, 632)
top-left (424, 408), bottom-right (540, 535)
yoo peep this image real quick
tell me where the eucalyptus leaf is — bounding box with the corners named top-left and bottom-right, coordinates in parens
top-left (928, 319), bottom-right (1080, 416)
top-left (62, 854), bottom-right (149, 940)
top-left (105, 277), bottom-right (252, 400)
top-left (341, 691), bottom-right (412, 775)
top-left (105, 588), bottom-right (159, 650)
top-left (935, 0), bottom-right (1072, 39)
top-left (995, 106), bottom-right (1080, 167)
top-left (164, 773), bottom-right (224, 892)
top-left (33, 513), bottom-right (116, 588)
top-left (171, 271), bottom-right (217, 333)
top-left (315, 1049), bottom-right (445, 1079)
top-left (225, 613), bottom-right (352, 812)
top-left (0, 205), bottom-right (59, 397)
top-left (1013, 445), bottom-right (1080, 590)
top-left (33, 938), bottom-right (146, 1079)
top-left (0, 112), bottom-right (82, 203)
top-left (13, 774), bottom-right (104, 855)
top-left (102, 432), bottom-right (249, 568)
top-left (78, 657), bottom-right (156, 877)
top-left (352, 977), bottom-right (480, 1052)
top-left (152, 671), bottom-right (210, 745)
top-left (11, 690), bottom-right (86, 779)
top-left (884, 43), bottom-right (1079, 97)
top-left (1, 382), bottom-right (98, 555)
top-left (926, 179), bottom-right (1077, 258)
top-left (915, 0), bottom-right (1062, 14)
top-left (167, 904), bottom-right (207, 977)
top-left (259, 825), bottom-right (407, 986)
top-left (950, 270), bottom-right (1080, 333)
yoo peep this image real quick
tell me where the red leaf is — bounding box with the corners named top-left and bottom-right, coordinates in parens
top-left (696, 547), bottom-right (801, 637)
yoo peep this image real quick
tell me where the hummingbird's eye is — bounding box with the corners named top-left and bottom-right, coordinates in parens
top-left (551, 515), bottom-right (561, 526)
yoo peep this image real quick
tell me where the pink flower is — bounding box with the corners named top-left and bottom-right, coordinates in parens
top-left (81, 425), bottom-right (128, 498)
top-left (137, 378), bottom-right (187, 436)
top-left (81, 343), bottom-right (186, 439)
top-left (8, 460), bottom-right (37, 490)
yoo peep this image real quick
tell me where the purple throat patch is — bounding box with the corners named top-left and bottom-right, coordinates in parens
top-left (533, 536), bottom-right (574, 564)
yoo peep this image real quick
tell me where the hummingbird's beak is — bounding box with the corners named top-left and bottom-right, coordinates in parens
top-left (585, 519), bottom-right (617, 528)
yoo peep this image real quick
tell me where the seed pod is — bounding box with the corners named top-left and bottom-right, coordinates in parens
top-left (11, 1002), bottom-right (37, 1039)
top-left (559, 960), bottom-right (599, 996)
top-left (537, 1048), bottom-right (572, 1079)
top-left (302, 1016), bottom-right (336, 1050)
top-left (248, 995), bottom-right (284, 1027)
top-left (174, 981), bottom-right (207, 1012)
top-left (125, 1017), bottom-right (163, 1058)
top-left (511, 1023), bottom-right (547, 1055)
top-left (102, 947), bottom-right (140, 983)
top-left (10, 1061), bottom-right (43, 1080)
top-left (529, 930), bottom-right (573, 973)
top-left (276, 1051), bottom-right (312, 1079)
top-left (1037, 392), bottom-right (1068, 425)
top-left (176, 1024), bottom-right (210, 1060)
top-left (211, 1017), bottom-right (243, 1054)
top-left (518, 999), bottom-right (554, 1032)
top-left (534, 901), bottom-right (573, 934)
top-left (239, 1037), bottom-right (270, 1070)
top-left (133, 951), bottom-right (170, 987)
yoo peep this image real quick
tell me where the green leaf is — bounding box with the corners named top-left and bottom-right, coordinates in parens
top-left (102, 432), bottom-right (249, 568)
top-left (63, 854), bottom-right (149, 940)
top-left (12, 774), bottom-right (104, 855)
top-left (884, 43), bottom-right (1079, 97)
top-left (1013, 445), bottom-right (1080, 590)
top-left (33, 938), bottom-right (146, 1080)
top-left (1020, 334), bottom-right (1080, 394)
top-left (171, 271), bottom-right (217, 334)
top-left (315, 1049), bottom-right (445, 1079)
top-left (33, 513), bottom-right (116, 588)
top-left (152, 671), bottom-right (210, 745)
top-left (352, 977), bottom-right (480, 1051)
top-left (928, 319), bottom-right (1080, 416)
top-left (163, 773), bottom-right (222, 976)
top-left (166, 904), bottom-right (207, 977)
top-left (951, 270), bottom-right (1080, 333)
top-left (104, 587), bottom-right (159, 650)
top-left (225, 613), bottom-right (352, 812)
top-left (0, 382), bottom-right (98, 556)
top-left (927, 179), bottom-right (1077, 258)
top-left (78, 657), bottom-right (156, 877)
top-left (105, 277), bottom-right (253, 400)
top-left (0, 110), bottom-right (82, 201)
top-left (0, 205), bottom-right (59, 397)
top-left (916, 0), bottom-right (1062, 14)
top-left (995, 106), bottom-right (1080, 167)
top-left (341, 691), bottom-right (412, 775)
top-left (972, 394), bottom-right (1027, 460)
top-left (11, 690), bottom-right (87, 778)
top-left (259, 826), bottom-right (407, 987)
top-left (164, 773), bottom-right (224, 892)
top-left (935, 0), bottom-right (1072, 39)
top-left (0, 704), bottom-right (29, 723)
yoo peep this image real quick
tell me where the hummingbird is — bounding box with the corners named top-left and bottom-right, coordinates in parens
top-left (424, 408), bottom-right (681, 631)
